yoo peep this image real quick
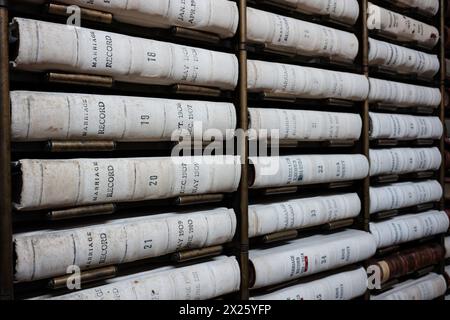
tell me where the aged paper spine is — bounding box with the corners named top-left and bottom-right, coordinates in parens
top-left (248, 193), bottom-right (361, 237)
top-left (369, 147), bottom-right (442, 176)
top-left (19, 0), bottom-right (239, 38)
top-left (252, 267), bottom-right (368, 300)
top-left (250, 154), bottom-right (369, 189)
top-left (370, 210), bottom-right (450, 248)
top-left (249, 230), bottom-right (377, 289)
top-left (369, 38), bottom-right (440, 77)
top-left (247, 8), bottom-right (359, 61)
top-left (369, 112), bottom-right (443, 140)
top-left (367, 3), bottom-right (440, 48)
top-left (369, 78), bottom-right (442, 107)
top-left (12, 18), bottom-right (239, 90)
top-left (369, 180), bottom-right (443, 214)
top-left (247, 60), bottom-right (370, 101)
top-left (15, 156), bottom-right (241, 211)
top-left (11, 91), bottom-right (236, 142)
top-left (269, 0), bottom-right (360, 25)
top-left (371, 273), bottom-right (447, 300)
top-left (14, 207), bottom-right (236, 282)
top-left (50, 256), bottom-right (241, 300)
top-left (248, 108), bottom-right (362, 141)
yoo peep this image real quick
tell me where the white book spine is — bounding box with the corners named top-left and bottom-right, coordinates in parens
top-left (247, 60), bottom-right (370, 101)
top-left (367, 3), bottom-right (440, 48)
top-left (369, 147), bottom-right (442, 176)
top-left (269, 0), bottom-right (360, 25)
top-left (250, 154), bottom-right (369, 189)
top-left (369, 210), bottom-right (450, 248)
top-left (20, 0), bottom-right (239, 38)
top-left (50, 256), bottom-right (241, 300)
top-left (15, 156), bottom-right (241, 211)
top-left (368, 38), bottom-right (440, 77)
top-left (252, 267), bottom-right (368, 300)
top-left (11, 91), bottom-right (237, 142)
top-left (14, 207), bottom-right (236, 282)
top-left (369, 112), bottom-right (443, 140)
top-left (27, 260), bottom-right (176, 299)
top-left (369, 180), bottom-right (443, 214)
top-left (248, 108), bottom-right (362, 141)
top-left (391, 0), bottom-right (439, 16)
top-left (249, 230), bottom-right (377, 289)
top-left (368, 78), bottom-right (442, 107)
top-left (247, 8), bottom-right (359, 61)
top-left (248, 193), bottom-right (361, 238)
top-left (371, 273), bottom-right (447, 300)
top-left (12, 18), bottom-right (239, 90)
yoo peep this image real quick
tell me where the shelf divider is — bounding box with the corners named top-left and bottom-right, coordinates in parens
top-left (236, 0), bottom-right (250, 301)
top-left (0, 0), bottom-right (13, 301)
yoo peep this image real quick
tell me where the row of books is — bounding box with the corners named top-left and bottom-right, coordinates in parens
top-left (10, 91), bottom-right (444, 142)
top-left (21, 222), bottom-right (449, 299)
top-left (11, 18), bottom-right (441, 101)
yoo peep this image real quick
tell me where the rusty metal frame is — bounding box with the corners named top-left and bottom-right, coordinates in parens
top-left (0, 0), bottom-right (13, 301)
top-left (235, 0), bottom-right (249, 300)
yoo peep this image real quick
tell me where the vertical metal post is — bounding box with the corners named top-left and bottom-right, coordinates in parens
top-left (236, 0), bottom-right (249, 300)
top-left (438, 0), bottom-right (447, 285)
top-left (0, 0), bottom-right (13, 300)
top-left (361, 0), bottom-right (370, 234)
top-left (440, 0), bottom-right (447, 212)
top-left (360, 0), bottom-right (372, 301)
